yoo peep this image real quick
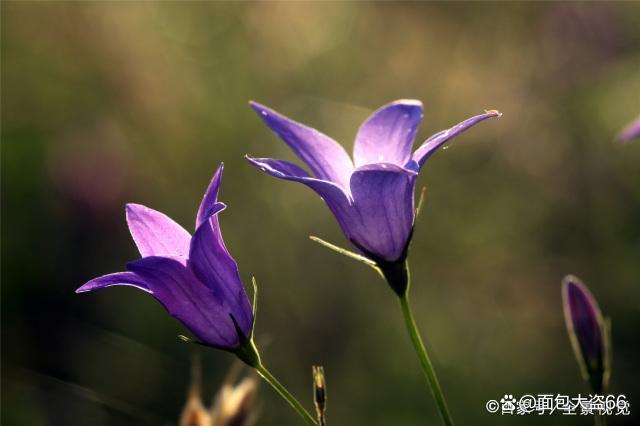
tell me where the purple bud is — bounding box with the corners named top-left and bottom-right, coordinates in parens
top-left (561, 275), bottom-right (610, 394)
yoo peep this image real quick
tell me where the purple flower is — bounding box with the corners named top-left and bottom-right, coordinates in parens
top-left (246, 100), bottom-right (500, 286)
top-left (77, 164), bottom-right (254, 351)
top-left (562, 275), bottom-right (610, 394)
top-left (617, 115), bottom-right (640, 144)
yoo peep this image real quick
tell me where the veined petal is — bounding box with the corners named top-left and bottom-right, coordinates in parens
top-left (245, 156), bottom-right (353, 232)
top-left (76, 271), bottom-right (151, 294)
top-left (409, 110), bottom-right (501, 171)
top-left (196, 162), bottom-right (224, 229)
top-left (127, 256), bottom-right (242, 349)
top-left (126, 204), bottom-right (192, 258)
top-left (250, 101), bottom-right (354, 189)
top-left (349, 163), bottom-right (417, 262)
top-left (354, 100), bottom-right (423, 168)
top-left (189, 205), bottom-right (253, 339)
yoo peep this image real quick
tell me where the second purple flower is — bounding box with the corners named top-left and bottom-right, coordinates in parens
top-left (247, 100), bottom-right (500, 291)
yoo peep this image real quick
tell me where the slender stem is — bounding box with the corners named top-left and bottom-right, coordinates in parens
top-left (595, 413), bottom-right (606, 426)
top-left (255, 363), bottom-right (317, 426)
top-left (399, 292), bottom-right (454, 426)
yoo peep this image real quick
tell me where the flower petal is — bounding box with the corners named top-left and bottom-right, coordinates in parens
top-left (194, 165), bottom-right (229, 283)
top-left (353, 100), bottom-right (423, 168)
top-left (349, 163), bottom-right (417, 262)
top-left (126, 204), bottom-right (192, 258)
top-left (189, 204), bottom-right (253, 340)
top-left (617, 115), bottom-right (640, 144)
top-left (196, 162), bottom-right (224, 229)
top-left (127, 256), bottom-right (241, 349)
top-left (250, 101), bottom-right (354, 189)
top-left (409, 110), bottom-right (501, 171)
top-left (245, 156), bottom-right (353, 231)
top-left (76, 271), bottom-right (151, 294)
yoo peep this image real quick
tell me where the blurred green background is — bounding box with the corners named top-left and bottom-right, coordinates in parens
top-left (2, 2), bottom-right (639, 425)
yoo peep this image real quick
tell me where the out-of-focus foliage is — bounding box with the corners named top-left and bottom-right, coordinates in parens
top-left (2, 2), bottom-right (639, 425)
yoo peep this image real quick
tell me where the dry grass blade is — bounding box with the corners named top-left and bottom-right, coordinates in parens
top-left (312, 366), bottom-right (327, 426)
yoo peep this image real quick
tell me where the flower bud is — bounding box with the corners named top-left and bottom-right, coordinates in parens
top-left (562, 275), bottom-right (610, 394)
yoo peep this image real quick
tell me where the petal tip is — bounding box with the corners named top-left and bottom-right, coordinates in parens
top-left (244, 155), bottom-right (261, 167)
top-left (249, 101), bottom-right (269, 116)
top-left (212, 201), bottom-right (227, 215)
top-left (125, 203), bottom-right (147, 215)
top-left (562, 275), bottom-right (597, 310)
top-left (393, 99), bottom-right (423, 107)
top-left (562, 274), bottom-right (583, 290)
top-left (211, 162), bottom-right (224, 185)
top-left (244, 156), bottom-right (279, 175)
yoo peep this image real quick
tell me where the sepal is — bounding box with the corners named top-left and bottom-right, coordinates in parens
top-left (233, 337), bottom-right (262, 369)
top-left (377, 259), bottom-right (410, 297)
top-left (250, 277), bottom-right (258, 339)
top-left (415, 186), bottom-right (427, 218)
top-left (309, 235), bottom-right (411, 296)
top-left (309, 236), bottom-right (380, 270)
top-left (230, 313), bottom-right (262, 368)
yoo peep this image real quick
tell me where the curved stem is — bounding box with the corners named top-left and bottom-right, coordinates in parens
top-left (399, 292), bottom-right (454, 426)
top-left (255, 363), bottom-right (317, 425)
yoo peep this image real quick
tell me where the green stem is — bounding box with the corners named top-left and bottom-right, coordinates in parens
top-left (255, 363), bottom-right (317, 426)
top-left (399, 292), bottom-right (454, 426)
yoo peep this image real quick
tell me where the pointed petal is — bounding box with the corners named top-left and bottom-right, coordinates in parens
top-left (250, 101), bottom-right (354, 189)
top-left (127, 256), bottom-right (241, 349)
top-left (196, 163), bottom-right (224, 229)
top-left (348, 163), bottom-right (417, 262)
top-left (409, 110), bottom-right (501, 171)
top-left (194, 165), bottom-right (228, 270)
top-left (353, 100), bottom-right (423, 167)
top-left (189, 205), bottom-right (253, 339)
top-left (76, 271), bottom-right (151, 294)
top-left (245, 156), bottom-right (353, 231)
top-left (126, 204), bottom-right (192, 258)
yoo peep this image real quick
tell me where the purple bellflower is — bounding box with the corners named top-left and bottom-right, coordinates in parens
top-left (562, 275), bottom-right (610, 394)
top-left (247, 100), bottom-right (500, 294)
top-left (78, 165), bottom-right (322, 425)
top-left (617, 115), bottom-right (640, 144)
top-left (77, 164), bottom-right (255, 355)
